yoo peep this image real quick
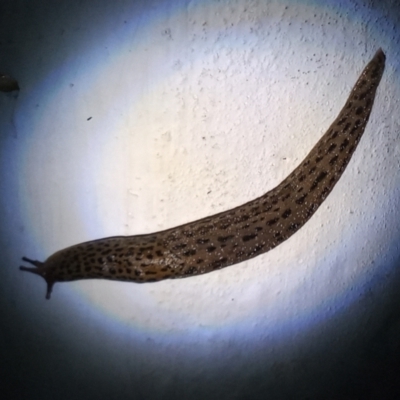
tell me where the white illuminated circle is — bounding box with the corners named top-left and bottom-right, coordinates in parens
top-left (13, 0), bottom-right (395, 343)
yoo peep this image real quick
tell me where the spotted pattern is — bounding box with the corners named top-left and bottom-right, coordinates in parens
top-left (20, 49), bottom-right (386, 299)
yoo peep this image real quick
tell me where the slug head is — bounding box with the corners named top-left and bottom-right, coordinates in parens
top-left (20, 257), bottom-right (56, 299)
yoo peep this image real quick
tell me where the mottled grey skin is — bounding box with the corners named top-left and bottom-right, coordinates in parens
top-left (20, 49), bottom-right (386, 299)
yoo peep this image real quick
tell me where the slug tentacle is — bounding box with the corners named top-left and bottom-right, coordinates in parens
top-left (20, 257), bottom-right (55, 299)
top-left (20, 49), bottom-right (386, 299)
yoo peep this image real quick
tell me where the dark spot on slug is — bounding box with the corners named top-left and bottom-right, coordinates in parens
top-left (350, 126), bottom-right (359, 136)
top-left (172, 243), bottom-right (187, 250)
top-left (296, 194), bottom-right (307, 205)
top-left (139, 246), bottom-right (154, 252)
top-left (288, 222), bottom-right (300, 232)
top-left (305, 204), bottom-right (317, 218)
top-left (320, 187), bottom-right (330, 199)
top-left (207, 245), bottom-right (217, 253)
top-left (183, 249), bottom-right (196, 256)
top-left (339, 138), bottom-right (350, 151)
top-left (329, 155), bottom-right (338, 165)
top-left (243, 233), bottom-right (257, 242)
top-left (267, 217), bottom-right (279, 226)
top-left (355, 106), bottom-right (363, 115)
top-left (211, 258), bottom-right (228, 270)
top-left (218, 235), bottom-right (234, 243)
top-left (327, 143), bottom-right (337, 153)
top-left (252, 244), bottom-right (265, 253)
top-left (199, 225), bottom-right (213, 234)
top-left (235, 250), bottom-right (245, 259)
top-left (282, 209), bottom-right (292, 218)
top-left (250, 206), bottom-right (260, 214)
top-left (310, 171), bottom-right (328, 191)
top-left (273, 231), bottom-right (284, 243)
top-left (184, 267), bottom-right (197, 275)
top-left (358, 91), bottom-right (368, 101)
top-left (218, 223), bottom-right (231, 230)
top-left (167, 234), bottom-right (180, 242)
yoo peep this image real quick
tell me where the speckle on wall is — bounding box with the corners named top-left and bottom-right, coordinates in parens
top-left (1, 0), bottom-right (400, 399)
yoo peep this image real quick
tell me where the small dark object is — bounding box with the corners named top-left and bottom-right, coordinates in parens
top-left (87, 117), bottom-right (92, 121)
top-left (0, 73), bottom-right (19, 92)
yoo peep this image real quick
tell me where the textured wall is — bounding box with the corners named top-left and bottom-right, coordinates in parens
top-left (1, 0), bottom-right (400, 399)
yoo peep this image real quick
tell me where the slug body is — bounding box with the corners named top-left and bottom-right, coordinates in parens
top-left (20, 49), bottom-right (386, 299)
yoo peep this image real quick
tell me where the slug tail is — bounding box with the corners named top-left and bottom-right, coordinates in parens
top-left (20, 257), bottom-right (55, 300)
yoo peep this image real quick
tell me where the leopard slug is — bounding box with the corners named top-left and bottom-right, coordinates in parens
top-left (20, 49), bottom-right (386, 299)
